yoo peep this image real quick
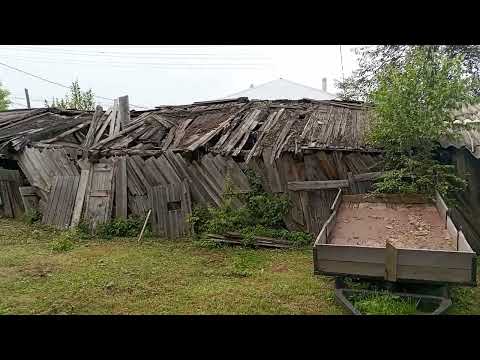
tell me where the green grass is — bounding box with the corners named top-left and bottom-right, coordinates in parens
top-left (351, 292), bottom-right (418, 315)
top-left (0, 218), bottom-right (478, 315)
top-left (0, 219), bottom-right (341, 315)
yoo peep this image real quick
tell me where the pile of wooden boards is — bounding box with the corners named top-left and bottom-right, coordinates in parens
top-left (205, 232), bottom-right (294, 249)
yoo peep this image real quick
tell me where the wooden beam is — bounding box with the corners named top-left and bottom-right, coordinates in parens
top-left (288, 172), bottom-right (385, 191)
top-left (40, 121), bottom-right (90, 144)
top-left (385, 241), bottom-right (398, 282)
top-left (117, 95), bottom-right (131, 129)
top-left (289, 179), bottom-right (349, 191)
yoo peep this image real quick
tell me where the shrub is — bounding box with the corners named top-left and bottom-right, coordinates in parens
top-left (23, 209), bottom-right (41, 224)
top-left (192, 172), bottom-right (313, 247)
top-left (96, 216), bottom-right (147, 239)
top-left (51, 229), bottom-right (76, 252)
top-left (76, 220), bottom-right (94, 240)
top-left (74, 216), bottom-right (149, 240)
top-left (368, 47), bottom-right (473, 200)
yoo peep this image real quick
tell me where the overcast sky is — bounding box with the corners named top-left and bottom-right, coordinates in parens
top-left (0, 45), bottom-right (362, 110)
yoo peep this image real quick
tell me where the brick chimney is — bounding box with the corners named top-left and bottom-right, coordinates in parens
top-left (322, 78), bottom-right (327, 92)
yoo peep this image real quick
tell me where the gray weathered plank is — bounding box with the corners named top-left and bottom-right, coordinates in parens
top-left (70, 163), bottom-right (91, 228)
top-left (315, 244), bottom-right (384, 263)
top-left (114, 157), bottom-right (128, 218)
top-left (117, 95), bottom-right (131, 129)
top-left (397, 248), bottom-right (473, 269)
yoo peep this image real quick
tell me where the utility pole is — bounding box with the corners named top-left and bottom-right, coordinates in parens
top-left (339, 45), bottom-right (345, 81)
top-left (24, 88), bottom-right (31, 109)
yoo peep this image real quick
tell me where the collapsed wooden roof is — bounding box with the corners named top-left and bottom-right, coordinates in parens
top-left (0, 98), bottom-right (377, 160)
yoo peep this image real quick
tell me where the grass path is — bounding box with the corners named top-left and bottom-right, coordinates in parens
top-left (0, 219), bottom-right (478, 315)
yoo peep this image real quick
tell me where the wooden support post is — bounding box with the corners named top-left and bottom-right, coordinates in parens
top-left (118, 95), bottom-right (130, 130)
top-left (347, 171), bottom-right (357, 194)
top-left (24, 88), bottom-right (31, 109)
top-left (385, 241), bottom-right (398, 282)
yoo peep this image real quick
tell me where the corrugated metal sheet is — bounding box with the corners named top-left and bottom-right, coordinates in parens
top-left (440, 103), bottom-right (480, 159)
top-left (221, 78), bottom-right (337, 101)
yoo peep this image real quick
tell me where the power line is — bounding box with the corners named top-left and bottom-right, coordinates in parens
top-left (10, 100), bottom-right (27, 108)
top-left (0, 53), bottom-right (270, 69)
top-left (0, 61), bottom-right (150, 109)
top-left (11, 95), bottom-right (44, 102)
top-left (0, 46), bottom-right (266, 59)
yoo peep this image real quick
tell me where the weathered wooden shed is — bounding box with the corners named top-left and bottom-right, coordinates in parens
top-left (0, 97), bottom-right (383, 237)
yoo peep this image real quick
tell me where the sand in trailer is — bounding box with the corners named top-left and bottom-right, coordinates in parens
top-left (331, 202), bottom-right (456, 251)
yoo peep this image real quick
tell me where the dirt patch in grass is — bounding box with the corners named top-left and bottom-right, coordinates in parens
top-left (271, 264), bottom-right (289, 273)
top-left (20, 262), bottom-right (58, 279)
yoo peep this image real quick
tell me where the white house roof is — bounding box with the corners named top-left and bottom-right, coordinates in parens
top-left (222, 78), bottom-right (338, 101)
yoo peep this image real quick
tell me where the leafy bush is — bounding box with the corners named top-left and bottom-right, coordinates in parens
top-left (23, 209), bottom-right (41, 224)
top-left (190, 172), bottom-right (313, 247)
top-left (96, 216), bottom-right (147, 239)
top-left (75, 220), bottom-right (94, 240)
top-left (373, 157), bottom-right (467, 202)
top-left (51, 229), bottom-right (76, 252)
top-left (74, 216), bottom-right (148, 240)
top-left (368, 47), bottom-right (473, 200)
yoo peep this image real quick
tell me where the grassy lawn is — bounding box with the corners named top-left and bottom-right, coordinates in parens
top-left (0, 218), bottom-right (478, 315)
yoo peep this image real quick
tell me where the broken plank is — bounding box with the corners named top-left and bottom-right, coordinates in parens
top-left (71, 164), bottom-right (91, 228)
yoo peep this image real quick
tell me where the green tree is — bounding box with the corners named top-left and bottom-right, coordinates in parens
top-left (367, 47), bottom-right (474, 199)
top-left (337, 45), bottom-right (480, 101)
top-left (45, 80), bottom-right (95, 110)
top-left (0, 82), bottom-right (11, 111)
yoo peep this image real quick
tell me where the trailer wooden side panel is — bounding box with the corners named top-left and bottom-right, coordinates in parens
top-left (314, 243), bottom-right (476, 285)
top-left (314, 244), bottom-right (385, 278)
top-left (313, 192), bottom-right (477, 285)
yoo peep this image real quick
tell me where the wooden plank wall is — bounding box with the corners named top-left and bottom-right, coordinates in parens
top-left (149, 180), bottom-right (192, 239)
top-left (15, 147), bottom-right (78, 212)
top-left (0, 168), bottom-right (24, 218)
top-left (42, 175), bottom-right (80, 228)
top-left (83, 160), bottom-right (115, 229)
top-left (19, 186), bottom-right (39, 213)
top-left (126, 151), bottom-right (250, 218)
top-left (11, 144), bottom-right (382, 237)
top-left (249, 149), bottom-right (381, 235)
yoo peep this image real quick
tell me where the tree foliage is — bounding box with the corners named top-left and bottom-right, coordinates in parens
top-left (367, 47), bottom-right (474, 199)
top-left (45, 80), bottom-right (95, 110)
top-left (0, 82), bottom-right (11, 111)
top-left (337, 45), bottom-right (480, 101)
